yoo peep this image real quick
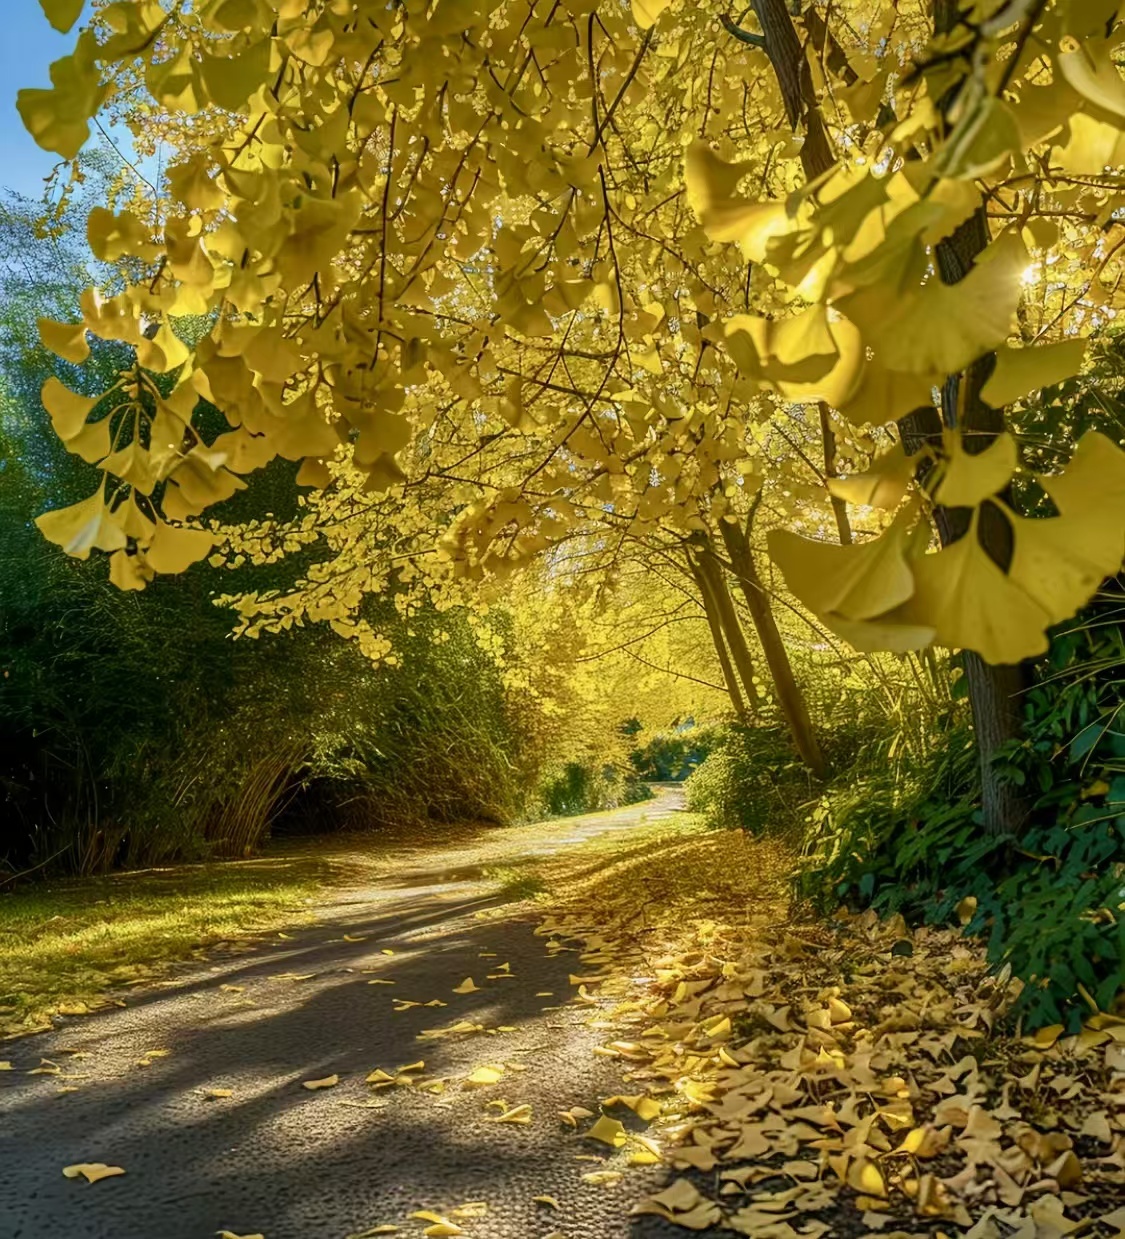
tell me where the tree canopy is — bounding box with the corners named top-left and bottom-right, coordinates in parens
top-left (16, 0), bottom-right (1125, 669)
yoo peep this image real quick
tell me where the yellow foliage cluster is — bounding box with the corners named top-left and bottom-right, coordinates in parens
top-left (19, 0), bottom-right (1125, 663)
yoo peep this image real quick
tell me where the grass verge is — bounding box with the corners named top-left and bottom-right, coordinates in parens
top-left (0, 848), bottom-right (366, 1039)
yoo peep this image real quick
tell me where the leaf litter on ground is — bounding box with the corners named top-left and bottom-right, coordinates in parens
top-left (520, 819), bottom-right (1125, 1238)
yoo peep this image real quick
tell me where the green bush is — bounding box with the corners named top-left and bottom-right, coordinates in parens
top-left (0, 194), bottom-right (551, 876)
top-left (684, 724), bottom-right (816, 835)
top-left (535, 760), bottom-right (651, 819)
top-left (800, 592), bottom-right (1125, 1028)
top-left (629, 722), bottom-right (717, 782)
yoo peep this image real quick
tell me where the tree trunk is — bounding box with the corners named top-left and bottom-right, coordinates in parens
top-left (751, 0), bottom-right (1029, 833)
top-left (689, 557), bottom-right (749, 720)
top-left (693, 543), bottom-right (762, 715)
top-left (750, 0), bottom-right (835, 183)
top-left (718, 519), bottom-right (827, 778)
top-left (819, 403), bottom-right (853, 546)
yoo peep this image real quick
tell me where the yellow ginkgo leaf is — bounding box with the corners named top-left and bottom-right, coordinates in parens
top-left (605, 1094), bottom-right (661, 1122)
top-left (1041, 430), bottom-right (1125, 518)
top-left (39, 0), bottom-right (84, 33)
top-left (768, 504), bottom-right (920, 623)
top-left (463, 1065), bottom-right (504, 1087)
top-left (493, 1104), bottom-right (532, 1124)
top-left (585, 1115), bottom-right (628, 1147)
top-left (62, 1163), bottom-right (125, 1184)
top-left (935, 432), bottom-right (1017, 507)
top-left (41, 377), bottom-right (98, 441)
top-left (981, 339), bottom-right (1088, 408)
top-left (301, 1074), bottom-right (339, 1090)
top-left (534, 1195), bottom-right (560, 1208)
top-left (452, 977), bottom-right (479, 994)
top-left (821, 608), bottom-right (936, 655)
top-left (840, 230), bottom-right (1026, 376)
top-left (38, 317), bottom-right (89, 364)
top-left (684, 141), bottom-right (789, 263)
top-left (217, 1232), bottom-right (265, 1239)
top-left (204, 1088), bottom-right (233, 1099)
top-left (847, 1158), bottom-right (887, 1198)
top-left (828, 443), bottom-right (916, 511)
top-left (409, 1212), bottom-right (463, 1238)
top-left (36, 490), bottom-right (127, 561)
top-left (145, 523), bottom-right (215, 575)
top-left (17, 32), bottom-right (106, 159)
top-left (630, 0), bottom-right (671, 30)
top-left (1058, 39), bottom-right (1125, 120)
top-left (1008, 509), bottom-right (1124, 625)
top-left (906, 521), bottom-right (1051, 663)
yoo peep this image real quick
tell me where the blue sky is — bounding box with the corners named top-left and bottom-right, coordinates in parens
top-left (1, 2), bottom-right (93, 200)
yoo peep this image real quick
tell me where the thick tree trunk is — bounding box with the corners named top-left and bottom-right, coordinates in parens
top-left (718, 520), bottom-right (828, 778)
top-left (689, 557), bottom-right (749, 720)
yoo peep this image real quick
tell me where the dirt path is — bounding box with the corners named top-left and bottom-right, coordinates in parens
top-left (0, 791), bottom-right (690, 1239)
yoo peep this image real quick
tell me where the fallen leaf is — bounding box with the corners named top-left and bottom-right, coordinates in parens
top-left (605, 1093), bottom-right (661, 1122)
top-left (409, 1211), bottom-right (463, 1238)
top-left (204, 1088), bottom-right (234, 1099)
top-left (63, 1163), bottom-right (125, 1184)
top-left (494, 1103), bottom-right (533, 1124)
top-left (452, 978), bottom-right (480, 995)
top-left (581, 1169), bottom-right (623, 1186)
top-left (220, 985), bottom-right (244, 993)
top-left (586, 1115), bottom-right (628, 1148)
top-left (343, 935), bottom-right (366, 942)
top-left (464, 1065), bottom-right (504, 1087)
top-left (534, 1195), bottom-right (560, 1208)
top-left (302, 1075), bottom-right (339, 1090)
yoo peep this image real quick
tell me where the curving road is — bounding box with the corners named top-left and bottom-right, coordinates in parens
top-left (0, 789), bottom-right (695, 1239)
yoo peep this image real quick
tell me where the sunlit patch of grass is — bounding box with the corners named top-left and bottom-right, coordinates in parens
top-left (0, 851), bottom-right (358, 1038)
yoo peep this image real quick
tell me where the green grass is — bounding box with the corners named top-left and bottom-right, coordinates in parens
top-left (0, 850), bottom-right (359, 1038)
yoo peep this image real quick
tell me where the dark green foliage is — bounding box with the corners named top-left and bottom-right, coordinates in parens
top-left (0, 193), bottom-right (544, 878)
top-left (684, 723), bottom-right (816, 835)
top-left (629, 722), bottom-right (716, 782)
top-left (800, 595), bottom-right (1125, 1028)
top-left (535, 760), bottom-right (651, 819)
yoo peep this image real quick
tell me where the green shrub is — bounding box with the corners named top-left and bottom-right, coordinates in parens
top-left (629, 722), bottom-right (717, 782)
top-left (535, 760), bottom-right (651, 819)
top-left (800, 591), bottom-right (1125, 1028)
top-left (684, 724), bottom-right (816, 835)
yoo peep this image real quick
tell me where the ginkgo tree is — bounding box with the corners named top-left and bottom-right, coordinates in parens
top-left (18, 0), bottom-right (1125, 832)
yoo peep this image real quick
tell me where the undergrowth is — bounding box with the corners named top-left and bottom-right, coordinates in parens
top-left (801, 593), bottom-right (1125, 1028)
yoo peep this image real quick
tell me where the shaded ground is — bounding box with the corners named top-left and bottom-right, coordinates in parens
top-left (0, 790), bottom-right (700, 1239)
